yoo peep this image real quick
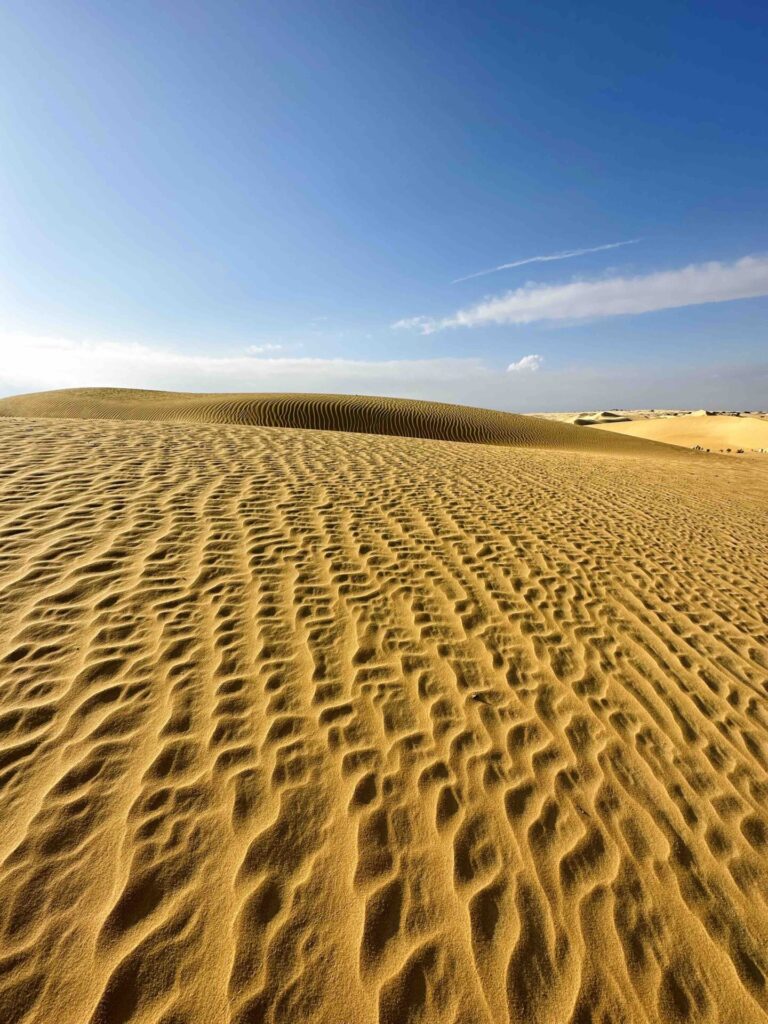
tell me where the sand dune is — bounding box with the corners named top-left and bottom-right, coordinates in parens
top-left (533, 408), bottom-right (689, 425)
top-left (0, 388), bottom-right (671, 454)
top-left (592, 411), bottom-right (768, 452)
top-left (0, 395), bottom-right (767, 1024)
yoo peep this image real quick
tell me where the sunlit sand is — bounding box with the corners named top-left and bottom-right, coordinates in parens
top-left (0, 389), bottom-right (766, 1023)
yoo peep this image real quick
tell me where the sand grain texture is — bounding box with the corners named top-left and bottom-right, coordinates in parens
top-left (0, 394), bottom-right (767, 1024)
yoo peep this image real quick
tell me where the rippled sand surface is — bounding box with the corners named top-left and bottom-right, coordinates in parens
top-left (0, 396), bottom-right (767, 1024)
top-left (0, 388), bottom-right (666, 454)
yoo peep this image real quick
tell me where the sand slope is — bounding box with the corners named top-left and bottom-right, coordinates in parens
top-left (0, 404), bottom-right (767, 1024)
top-left (0, 388), bottom-right (672, 454)
top-left (592, 411), bottom-right (768, 452)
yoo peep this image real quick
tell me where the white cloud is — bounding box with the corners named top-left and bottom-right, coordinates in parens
top-left (391, 316), bottom-right (435, 332)
top-left (246, 343), bottom-right (284, 354)
top-left (396, 255), bottom-right (768, 333)
top-left (452, 238), bottom-right (640, 284)
top-left (507, 354), bottom-right (543, 373)
top-left (0, 334), bottom-right (765, 414)
top-left (0, 335), bottom-right (490, 397)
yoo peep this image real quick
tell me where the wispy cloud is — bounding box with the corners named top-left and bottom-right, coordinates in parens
top-left (507, 354), bottom-right (543, 373)
top-left (391, 316), bottom-right (435, 332)
top-left (0, 336), bottom-right (490, 397)
top-left (245, 343), bottom-right (284, 354)
top-left (452, 239), bottom-right (640, 284)
top-left (1, 334), bottom-right (765, 414)
top-left (396, 255), bottom-right (768, 333)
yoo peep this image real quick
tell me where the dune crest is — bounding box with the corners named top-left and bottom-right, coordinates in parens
top-left (0, 387), bottom-right (673, 453)
top-left (0, 405), bottom-right (766, 1023)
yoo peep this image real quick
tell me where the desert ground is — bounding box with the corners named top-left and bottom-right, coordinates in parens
top-left (0, 388), bottom-right (767, 1024)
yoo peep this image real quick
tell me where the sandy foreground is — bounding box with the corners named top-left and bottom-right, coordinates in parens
top-left (0, 390), bottom-right (767, 1024)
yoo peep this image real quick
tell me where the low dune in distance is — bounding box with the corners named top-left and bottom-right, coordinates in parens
top-left (0, 390), bottom-right (767, 1024)
top-left (533, 407), bottom-right (768, 453)
top-left (591, 410), bottom-right (768, 452)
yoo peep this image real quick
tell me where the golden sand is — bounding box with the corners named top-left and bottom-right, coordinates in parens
top-left (0, 388), bottom-right (666, 453)
top-left (0, 390), bottom-right (767, 1024)
top-left (532, 408), bottom-right (768, 453)
top-left (591, 411), bottom-right (768, 453)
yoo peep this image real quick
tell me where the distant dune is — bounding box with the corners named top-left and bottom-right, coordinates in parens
top-left (0, 387), bottom-right (672, 454)
top-left (0, 392), bottom-right (767, 1024)
top-left (591, 410), bottom-right (768, 452)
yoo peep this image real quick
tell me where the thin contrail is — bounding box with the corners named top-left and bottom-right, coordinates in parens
top-left (452, 238), bottom-right (641, 284)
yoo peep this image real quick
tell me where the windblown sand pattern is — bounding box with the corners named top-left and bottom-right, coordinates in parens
top-left (0, 388), bottom-right (665, 453)
top-left (0, 396), bottom-right (767, 1024)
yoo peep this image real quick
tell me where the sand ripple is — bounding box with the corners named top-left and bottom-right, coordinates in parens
top-left (0, 414), bottom-right (766, 1023)
top-left (0, 388), bottom-right (669, 454)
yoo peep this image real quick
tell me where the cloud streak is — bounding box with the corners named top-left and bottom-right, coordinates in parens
top-left (390, 316), bottom-right (435, 332)
top-left (398, 255), bottom-right (768, 333)
top-left (1, 335), bottom-right (765, 414)
top-left (452, 239), bottom-right (640, 283)
top-left (0, 336), bottom-right (492, 397)
top-left (245, 343), bottom-right (284, 354)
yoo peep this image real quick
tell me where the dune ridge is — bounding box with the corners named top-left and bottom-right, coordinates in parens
top-left (0, 406), bottom-right (767, 1024)
top-left (0, 388), bottom-right (674, 454)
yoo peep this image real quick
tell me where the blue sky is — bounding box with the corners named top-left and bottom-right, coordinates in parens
top-left (2, 0), bottom-right (767, 409)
